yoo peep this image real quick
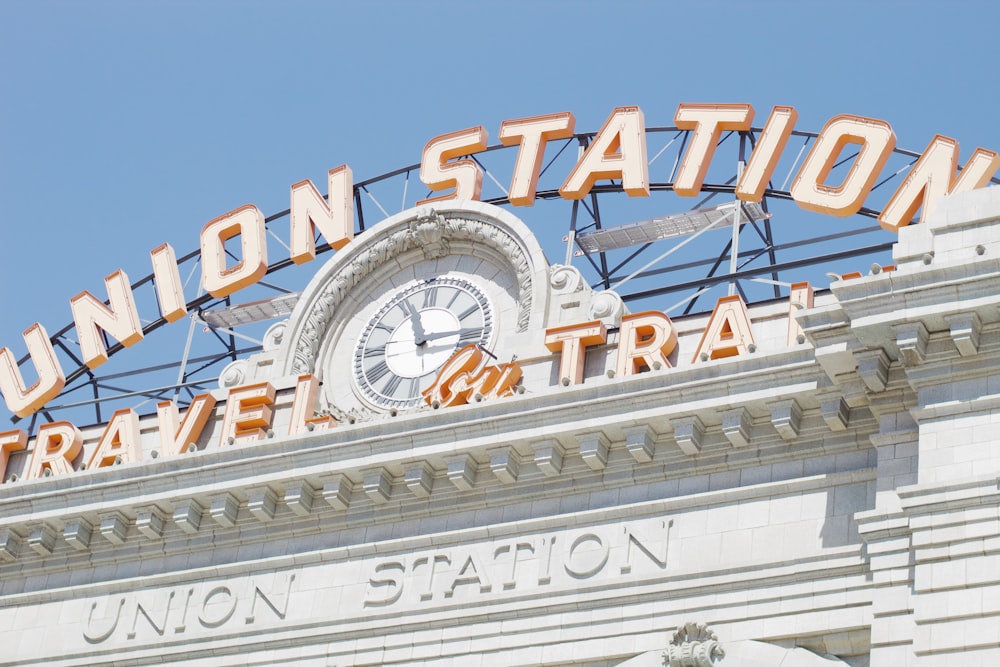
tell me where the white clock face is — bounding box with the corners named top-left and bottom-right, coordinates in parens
top-left (353, 276), bottom-right (493, 410)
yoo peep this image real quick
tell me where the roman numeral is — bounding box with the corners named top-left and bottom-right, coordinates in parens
top-left (367, 360), bottom-right (390, 383)
top-left (459, 328), bottom-right (482, 343)
top-left (407, 377), bottom-right (421, 399)
top-left (457, 304), bottom-right (479, 322)
top-left (364, 345), bottom-right (386, 359)
top-left (422, 286), bottom-right (439, 308)
top-left (383, 374), bottom-right (402, 397)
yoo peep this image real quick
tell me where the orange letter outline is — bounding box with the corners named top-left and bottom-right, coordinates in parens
top-left (289, 164), bottom-right (354, 264)
top-left (70, 269), bottom-right (144, 369)
top-left (157, 394), bottom-right (218, 457)
top-left (422, 345), bottom-right (484, 408)
top-left (88, 408), bottom-right (142, 469)
top-left (790, 114), bottom-right (896, 217)
top-left (674, 103), bottom-right (755, 197)
top-left (0, 430), bottom-right (27, 480)
top-left (150, 243), bottom-right (187, 323)
top-left (0, 323), bottom-right (66, 418)
top-left (787, 282), bottom-right (814, 347)
top-left (736, 106), bottom-right (798, 202)
top-left (560, 106), bottom-right (649, 200)
top-left (219, 382), bottom-right (276, 446)
top-left (878, 135), bottom-right (1000, 232)
top-left (418, 127), bottom-right (489, 205)
top-left (691, 295), bottom-right (756, 362)
top-left (544, 321), bottom-right (607, 386)
top-left (200, 204), bottom-right (268, 298)
top-left (500, 112), bottom-right (575, 206)
top-left (288, 374), bottom-right (335, 435)
top-left (615, 311), bottom-right (678, 377)
top-left (24, 421), bottom-right (82, 479)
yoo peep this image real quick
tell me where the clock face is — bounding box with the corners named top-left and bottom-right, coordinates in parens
top-left (353, 276), bottom-right (493, 410)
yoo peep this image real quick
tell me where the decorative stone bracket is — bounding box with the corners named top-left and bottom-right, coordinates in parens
top-left (664, 621), bottom-right (725, 667)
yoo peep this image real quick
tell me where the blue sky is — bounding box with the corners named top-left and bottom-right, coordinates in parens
top-left (2, 1), bottom-right (999, 426)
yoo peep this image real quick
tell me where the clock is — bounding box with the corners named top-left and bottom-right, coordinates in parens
top-left (352, 276), bottom-right (494, 410)
top-left (284, 206), bottom-right (535, 420)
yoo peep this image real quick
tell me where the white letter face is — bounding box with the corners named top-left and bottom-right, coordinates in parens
top-left (200, 204), bottom-right (268, 297)
top-left (560, 106), bottom-right (648, 200)
top-left (791, 114), bottom-right (896, 217)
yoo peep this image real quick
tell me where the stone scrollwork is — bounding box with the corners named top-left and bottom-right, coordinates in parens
top-left (219, 360), bottom-right (249, 389)
top-left (263, 321), bottom-right (287, 352)
top-left (289, 209), bottom-right (534, 375)
top-left (663, 621), bottom-right (725, 667)
top-left (550, 264), bottom-right (585, 294)
top-left (589, 290), bottom-right (624, 328)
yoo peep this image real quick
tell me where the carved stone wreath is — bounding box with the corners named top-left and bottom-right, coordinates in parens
top-left (289, 209), bottom-right (533, 375)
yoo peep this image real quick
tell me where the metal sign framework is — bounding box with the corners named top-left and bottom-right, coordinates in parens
top-left (10, 124), bottom-right (997, 429)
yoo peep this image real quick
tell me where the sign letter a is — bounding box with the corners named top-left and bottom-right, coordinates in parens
top-left (560, 106), bottom-right (649, 199)
top-left (691, 295), bottom-right (756, 362)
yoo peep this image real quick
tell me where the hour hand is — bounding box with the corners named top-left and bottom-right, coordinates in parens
top-left (402, 301), bottom-right (427, 345)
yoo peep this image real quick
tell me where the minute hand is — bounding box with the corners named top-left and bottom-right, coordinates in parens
top-left (422, 327), bottom-right (481, 343)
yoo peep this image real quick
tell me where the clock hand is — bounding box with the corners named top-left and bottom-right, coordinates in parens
top-left (418, 342), bottom-right (466, 355)
top-left (384, 332), bottom-right (481, 360)
top-left (401, 300), bottom-right (427, 345)
top-left (420, 327), bottom-right (482, 344)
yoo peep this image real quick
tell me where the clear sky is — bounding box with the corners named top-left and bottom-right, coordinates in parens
top-left (2, 0), bottom-right (999, 426)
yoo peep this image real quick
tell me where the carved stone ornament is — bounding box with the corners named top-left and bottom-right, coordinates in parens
top-left (287, 208), bottom-right (535, 376)
top-left (262, 321), bottom-right (286, 352)
top-left (589, 289), bottom-right (625, 327)
top-left (409, 208), bottom-right (450, 258)
top-left (663, 621), bottom-right (725, 667)
top-left (326, 403), bottom-right (373, 425)
top-left (218, 359), bottom-right (249, 389)
top-left (550, 264), bottom-right (585, 293)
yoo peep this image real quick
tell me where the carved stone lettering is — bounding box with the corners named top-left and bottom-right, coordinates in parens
top-left (365, 517), bottom-right (671, 607)
top-left (82, 574), bottom-right (296, 644)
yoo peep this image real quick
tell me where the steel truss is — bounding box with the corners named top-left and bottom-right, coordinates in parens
top-left (9, 125), bottom-right (998, 428)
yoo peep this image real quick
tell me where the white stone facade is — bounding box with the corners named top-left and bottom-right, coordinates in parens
top-left (1, 192), bottom-right (999, 665)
